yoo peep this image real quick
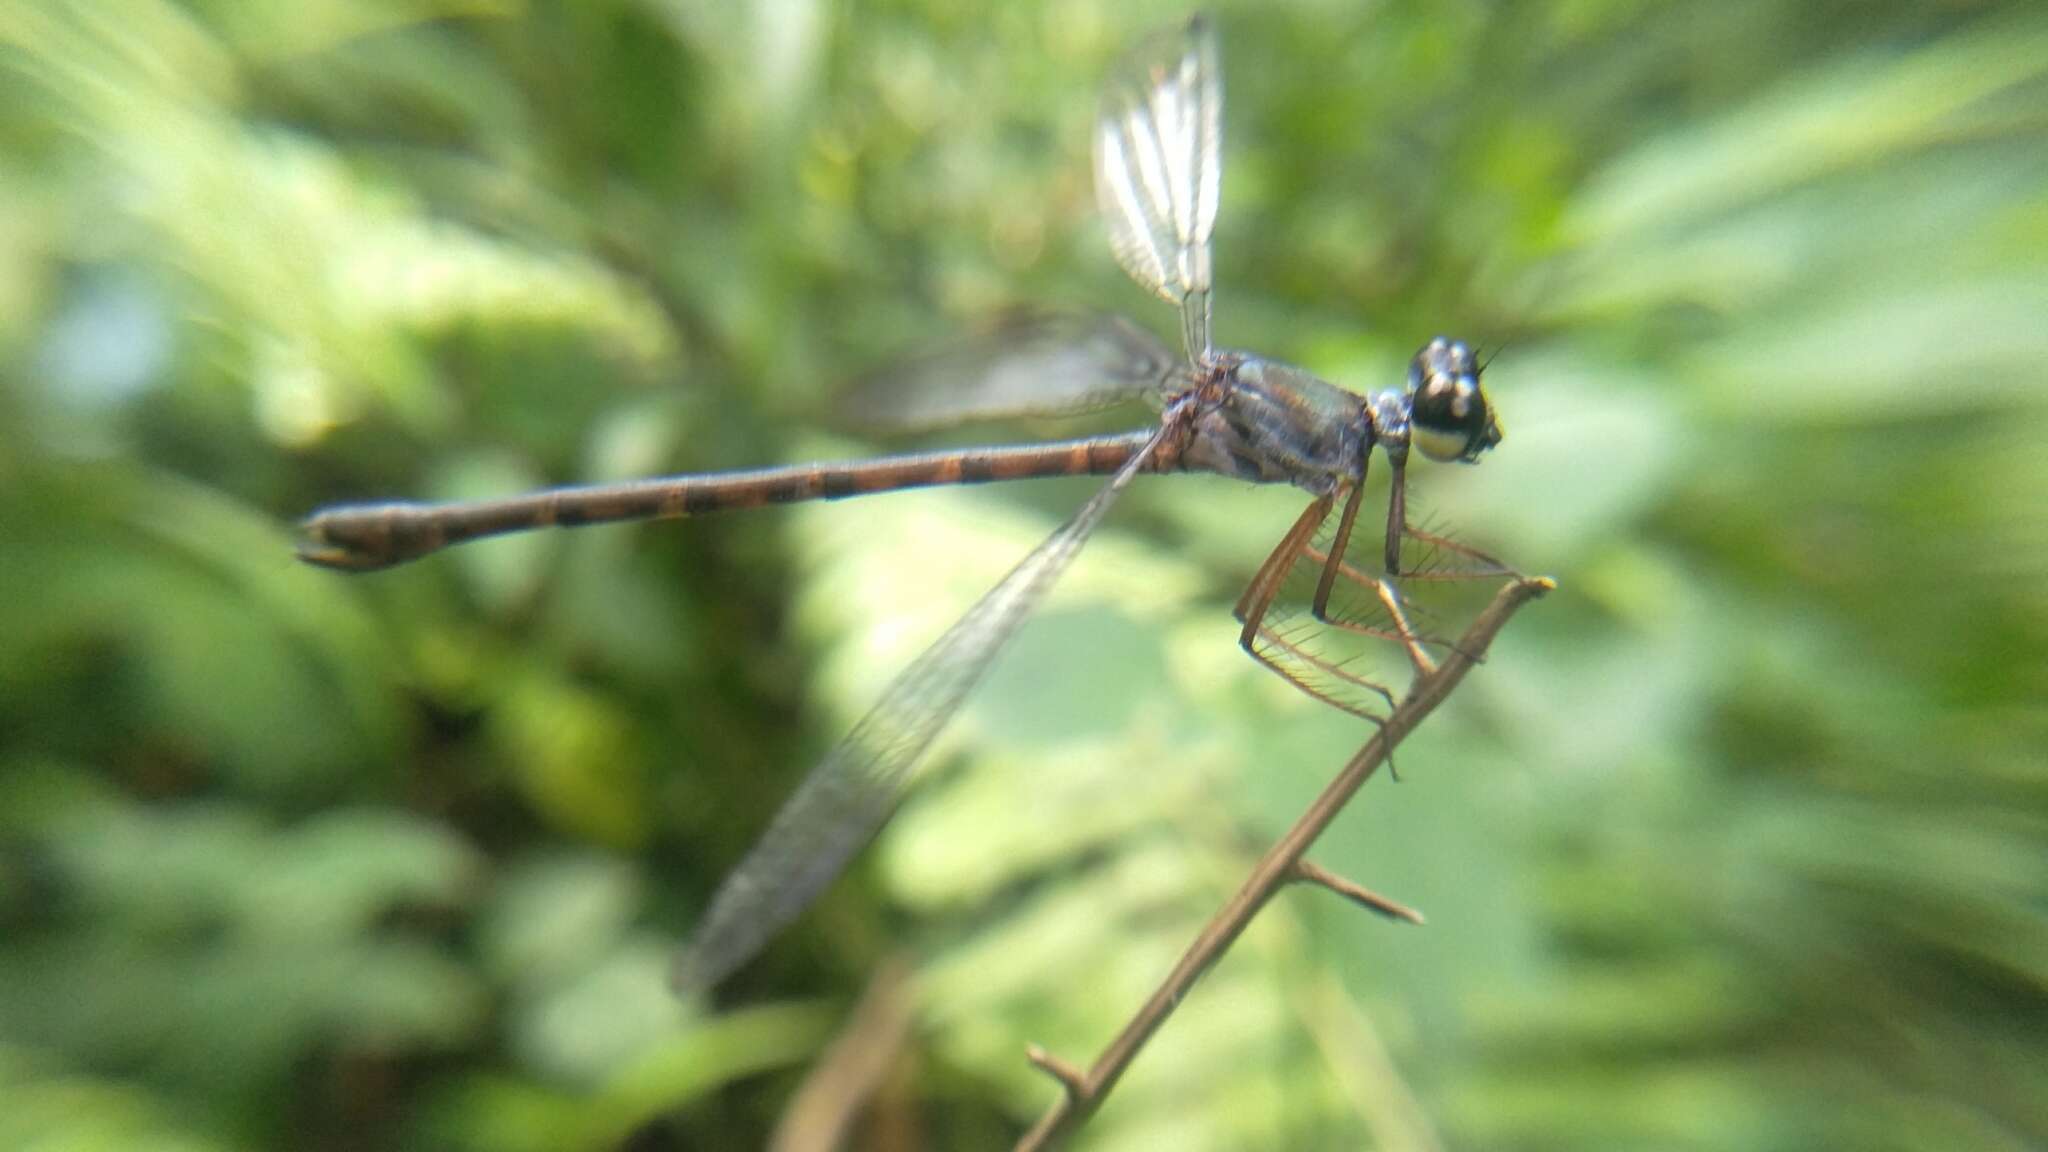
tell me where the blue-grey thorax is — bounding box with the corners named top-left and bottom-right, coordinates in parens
top-left (1180, 354), bottom-right (1371, 496)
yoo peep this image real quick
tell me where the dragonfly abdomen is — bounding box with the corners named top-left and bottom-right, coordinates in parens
top-left (296, 432), bottom-right (1162, 571)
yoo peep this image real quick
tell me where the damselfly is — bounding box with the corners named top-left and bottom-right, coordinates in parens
top-left (299, 15), bottom-right (1512, 992)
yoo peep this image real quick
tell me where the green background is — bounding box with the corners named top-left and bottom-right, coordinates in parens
top-left (3, 1), bottom-right (2043, 1149)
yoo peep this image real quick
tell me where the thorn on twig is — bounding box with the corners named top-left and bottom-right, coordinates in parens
top-left (1291, 859), bottom-right (1425, 925)
top-left (1025, 1045), bottom-right (1087, 1099)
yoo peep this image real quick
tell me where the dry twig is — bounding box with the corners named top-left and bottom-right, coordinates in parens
top-left (770, 958), bottom-right (917, 1152)
top-left (1014, 575), bottom-right (1552, 1151)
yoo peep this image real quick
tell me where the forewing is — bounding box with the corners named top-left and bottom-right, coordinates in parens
top-left (670, 426), bottom-right (1171, 993)
top-left (1094, 14), bottom-right (1223, 361)
top-left (837, 312), bottom-right (1179, 434)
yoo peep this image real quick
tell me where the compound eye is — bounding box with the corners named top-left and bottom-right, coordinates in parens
top-left (1410, 369), bottom-right (1495, 462)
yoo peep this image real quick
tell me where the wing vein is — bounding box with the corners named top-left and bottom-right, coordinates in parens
top-left (672, 425), bottom-right (1171, 992)
top-left (1094, 15), bottom-right (1223, 360)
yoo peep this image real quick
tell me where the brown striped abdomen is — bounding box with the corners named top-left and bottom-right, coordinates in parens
top-left (297, 431), bottom-right (1162, 571)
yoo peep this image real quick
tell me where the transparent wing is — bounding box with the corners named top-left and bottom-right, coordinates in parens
top-left (836, 311), bottom-right (1180, 434)
top-left (1094, 13), bottom-right (1223, 363)
top-left (671, 426), bottom-right (1171, 993)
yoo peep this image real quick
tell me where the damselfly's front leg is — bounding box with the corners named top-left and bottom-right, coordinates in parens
top-left (1395, 522), bottom-right (1519, 584)
top-left (1380, 511), bottom-right (1522, 665)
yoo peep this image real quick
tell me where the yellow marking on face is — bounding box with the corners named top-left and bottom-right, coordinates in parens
top-left (1413, 425), bottom-right (1471, 461)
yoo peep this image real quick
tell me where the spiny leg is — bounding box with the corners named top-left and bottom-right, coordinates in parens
top-left (1354, 448), bottom-right (1525, 662)
top-left (1298, 469), bottom-right (1436, 680)
top-left (1383, 458), bottom-right (1408, 577)
top-left (1235, 490), bottom-right (1397, 722)
top-left (1389, 518), bottom-right (1521, 663)
top-left (1234, 493), bottom-right (1330, 636)
top-left (1398, 520), bottom-right (1519, 583)
top-left (1248, 616), bottom-right (1397, 720)
top-left (1302, 541), bottom-right (1438, 679)
top-left (1311, 478), bottom-right (1366, 623)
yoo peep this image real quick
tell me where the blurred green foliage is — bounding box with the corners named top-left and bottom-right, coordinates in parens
top-left (3, 0), bottom-right (2045, 1148)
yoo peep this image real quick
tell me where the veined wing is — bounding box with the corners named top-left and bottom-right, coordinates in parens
top-left (670, 424), bottom-right (1172, 993)
top-left (837, 311), bottom-right (1180, 434)
top-left (1095, 13), bottom-right (1222, 363)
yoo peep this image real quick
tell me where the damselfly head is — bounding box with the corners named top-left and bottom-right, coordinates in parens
top-left (1406, 336), bottom-right (1502, 464)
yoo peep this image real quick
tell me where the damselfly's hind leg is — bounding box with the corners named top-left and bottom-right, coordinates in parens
top-left (1233, 490), bottom-right (1399, 722)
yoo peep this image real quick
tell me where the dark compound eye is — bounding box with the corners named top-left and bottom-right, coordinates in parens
top-left (1407, 338), bottom-right (1502, 462)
